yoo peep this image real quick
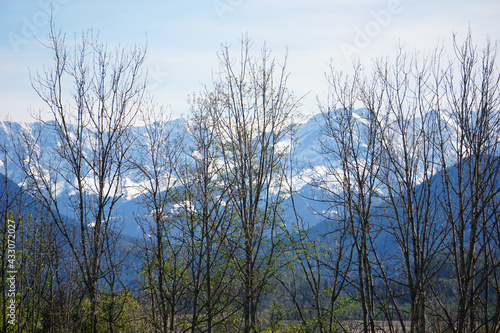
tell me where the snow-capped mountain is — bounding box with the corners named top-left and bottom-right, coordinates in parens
top-left (0, 109), bottom-right (461, 237)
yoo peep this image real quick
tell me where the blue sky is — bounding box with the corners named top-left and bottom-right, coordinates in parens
top-left (1, 0), bottom-right (499, 122)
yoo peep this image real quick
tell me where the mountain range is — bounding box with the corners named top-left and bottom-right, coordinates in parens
top-left (0, 114), bottom-right (333, 236)
top-left (0, 109), bottom-right (470, 238)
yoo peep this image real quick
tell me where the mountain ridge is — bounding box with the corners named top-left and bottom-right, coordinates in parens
top-left (0, 109), bottom-right (464, 237)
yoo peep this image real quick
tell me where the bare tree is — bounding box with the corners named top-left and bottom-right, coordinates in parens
top-left (130, 100), bottom-right (185, 332)
top-left (1, 133), bottom-right (70, 332)
top-left (316, 62), bottom-right (386, 333)
top-left (207, 37), bottom-right (299, 332)
top-left (279, 132), bottom-right (355, 332)
top-left (374, 48), bottom-right (449, 333)
top-left (178, 94), bottom-right (241, 332)
top-left (12, 25), bottom-right (146, 332)
top-left (435, 32), bottom-right (500, 333)
top-left (281, 215), bottom-right (355, 332)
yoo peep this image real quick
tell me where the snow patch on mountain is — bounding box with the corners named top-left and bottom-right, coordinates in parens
top-left (0, 109), bottom-right (467, 236)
